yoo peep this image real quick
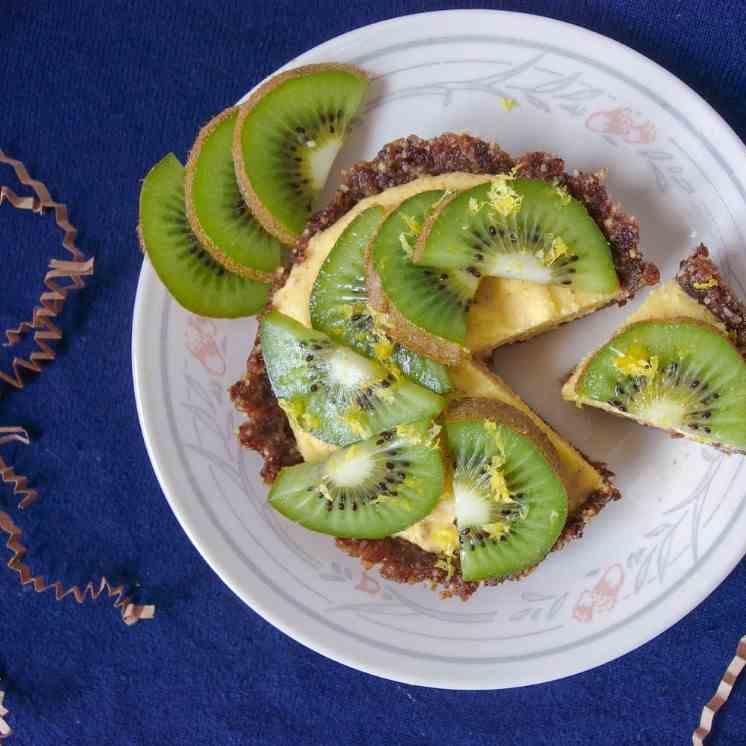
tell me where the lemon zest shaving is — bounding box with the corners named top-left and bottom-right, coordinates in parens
top-left (399, 232), bottom-right (414, 259)
top-left (487, 175), bottom-right (523, 217)
top-left (278, 398), bottom-right (305, 426)
top-left (693, 278), bottom-right (718, 290)
top-left (432, 526), bottom-right (459, 579)
top-left (372, 336), bottom-right (394, 361)
top-left (401, 213), bottom-right (421, 236)
top-left (432, 189), bottom-right (454, 209)
top-left (539, 236), bottom-right (570, 266)
top-left (344, 409), bottom-right (369, 437)
top-left (483, 520), bottom-right (509, 540)
top-left (395, 422), bottom-right (441, 449)
top-left (612, 343), bottom-right (659, 380)
top-left (553, 183), bottom-right (571, 205)
top-left (301, 412), bottom-right (320, 430)
top-left (318, 482), bottom-right (334, 503)
top-left (500, 97), bottom-right (518, 112)
top-left (487, 455), bottom-right (511, 503)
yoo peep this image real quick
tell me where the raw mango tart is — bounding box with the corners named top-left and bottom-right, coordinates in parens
top-left (225, 120), bottom-right (650, 599)
top-left (136, 63), bottom-right (745, 601)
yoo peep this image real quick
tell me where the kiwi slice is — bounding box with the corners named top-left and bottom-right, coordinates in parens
top-left (260, 310), bottom-right (446, 446)
top-left (309, 206), bottom-right (452, 394)
top-left (234, 63), bottom-right (368, 245)
top-left (185, 107), bottom-right (285, 282)
top-left (574, 319), bottom-right (746, 451)
top-left (369, 191), bottom-right (479, 363)
top-left (414, 177), bottom-right (620, 294)
top-left (138, 154), bottom-right (270, 318)
top-left (269, 419), bottom-right (444, 538)
top-left (445, 398), bottom-right (568, 582)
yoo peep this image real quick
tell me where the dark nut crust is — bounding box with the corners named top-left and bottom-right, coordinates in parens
top-left (676, 244), bottom-right (746, 354)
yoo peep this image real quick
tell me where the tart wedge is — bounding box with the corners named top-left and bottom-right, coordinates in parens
top-left (563, 245), bottom-right (746, 454)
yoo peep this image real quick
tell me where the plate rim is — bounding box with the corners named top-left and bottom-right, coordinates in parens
top-left (132, 8), bottom-right (746, 689)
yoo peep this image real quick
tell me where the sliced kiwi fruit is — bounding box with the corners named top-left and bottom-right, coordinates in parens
top-left (138, 154), bottom-right (270, 318)
top-left (234, 63), bottom-right (368, 245)
top-left (574, 318), bottom-right (746, 451)
top-left (185, 107), bottom-right (285, 282)
top-left (260, 310), bottom-right (446, 446)
top-left (309, 205), bottom-right (452, 394)
top-left (269, 419), bottom-right (445, 538)
top-left (369, 191), bottom-right (479, 363)
top-left (414, 177), bottom-right (620, 294)
top-left (445, 398), bottom-right (568, 582)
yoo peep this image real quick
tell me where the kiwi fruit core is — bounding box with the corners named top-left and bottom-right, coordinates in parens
top-left (415, 176), bottom-right (620, 295)
top-left (445, 398), bottom-right (568, 582)
top-left (138, 153), bottom-right (270, 318)
top-left (575, 318), bottom-right (746, 450)
top-left (268, 419), bottom-right (445, 538)
top-left (234, 63), bottom-right (368, 245)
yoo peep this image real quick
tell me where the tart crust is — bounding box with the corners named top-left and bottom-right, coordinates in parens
top-left (676, 244), bottom-right (746, 354)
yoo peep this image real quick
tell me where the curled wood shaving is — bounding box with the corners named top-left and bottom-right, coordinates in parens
top-left (0, 690), bottom-right (9, 739)
top-left (0, 510), bottom-right (154, 625)
top-left (693, 635), bottom-right (746, 744)
top-left (0, 149), bottom-right (94, 390)
top-left (0, 427), bottom-right (38, 510)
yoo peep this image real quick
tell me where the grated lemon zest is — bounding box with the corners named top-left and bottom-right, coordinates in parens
top-left (401, 213), bottom-right (421, 236)
top-left (693, 278), bottom-right (718, 290)
top-left (539, 236), bottom-right (570, 266)
top-left (318, 482), bottom-right (334, 503)
top-left (612, 343), bottom-right (659, 380)
top-left (500, 97), bottom-right (518, 112)
top-left (399, 232), bottom-right (414, 259)
top-left (344, 409), bottom-right (369, 437)
top-left (553, 183), bottom-right (572, 205)
top-left (487, 174), bottom-right (523, 217)
top-left (483, 520), bottom-right (509, 540)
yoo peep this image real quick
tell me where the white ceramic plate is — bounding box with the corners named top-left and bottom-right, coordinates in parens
top-left (133, 10), bottom-right (746, 689)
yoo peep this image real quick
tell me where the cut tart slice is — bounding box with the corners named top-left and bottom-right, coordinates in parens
top-left (563, 245), bottom-right (746, 454)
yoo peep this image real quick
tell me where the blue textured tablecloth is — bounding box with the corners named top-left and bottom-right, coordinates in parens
top-left (1, 2), bottom-right (745, 743)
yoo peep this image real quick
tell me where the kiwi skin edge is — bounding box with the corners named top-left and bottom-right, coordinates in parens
top-left (184, 106), bottom-right (278, 284)
top-left (232, 63), bottom-right (369, 247)
top-left (446, 397), bottom-right (561, 474)
top-left (567, 317), bottom-right (746, 456)
top-left (364, 247), bottom-right (467, 366)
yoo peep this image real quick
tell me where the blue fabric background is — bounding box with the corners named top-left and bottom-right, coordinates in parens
top-left (1, 1), bottom-right (745, 743)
